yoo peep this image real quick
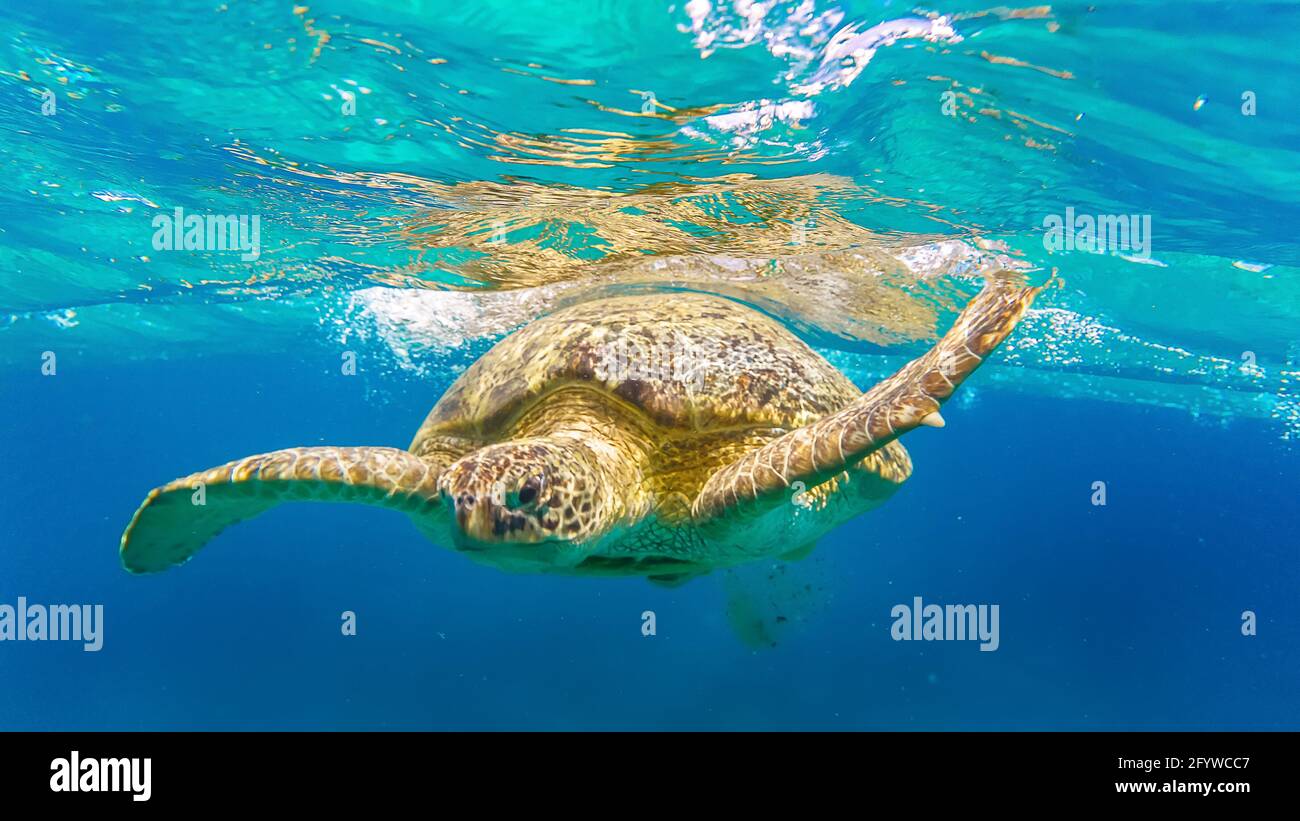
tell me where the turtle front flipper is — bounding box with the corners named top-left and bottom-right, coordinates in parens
top-left (692, 275), bottom-right (1042, 523)
top-left (120, 447), bottom-right (443, 573)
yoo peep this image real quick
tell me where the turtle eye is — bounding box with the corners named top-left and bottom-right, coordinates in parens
top-left (518, 474), bottom-right (543, 506)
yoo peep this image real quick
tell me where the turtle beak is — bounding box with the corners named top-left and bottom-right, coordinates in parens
top-left (448, 514), bottom-right (567, 573)
top-left (445, 490), bottom-right (490, 544)
top-left (444, 489), bottom-right (539, 546)
top-left (452, 492), bottom-right (475, 531)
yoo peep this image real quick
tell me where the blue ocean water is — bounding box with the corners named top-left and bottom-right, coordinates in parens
top-left (1, 0), bottom-right (1297, 729)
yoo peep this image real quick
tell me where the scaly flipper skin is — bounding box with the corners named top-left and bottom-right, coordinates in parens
top-left (691, 277), bottom-right (1042, 522)
top-left (120, 447), bottom-right (445, 573)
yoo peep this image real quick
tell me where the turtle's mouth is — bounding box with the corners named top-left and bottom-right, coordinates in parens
top-left (444, 493), bottom-right (572, 566)
top-left (449, 521), bottom-right (570, 569)
top-left (454, 498), bottom-right (539, 541)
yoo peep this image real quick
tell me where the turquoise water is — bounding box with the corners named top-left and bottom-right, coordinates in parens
top-left (1, 1), bottom-right (1297, 728)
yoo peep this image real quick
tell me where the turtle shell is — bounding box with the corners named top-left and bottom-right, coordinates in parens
top-left (410, 293), bottom-right (859, 450)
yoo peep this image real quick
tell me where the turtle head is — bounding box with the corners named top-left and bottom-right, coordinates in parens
top-left (436, 437), bottom-right (631, 566)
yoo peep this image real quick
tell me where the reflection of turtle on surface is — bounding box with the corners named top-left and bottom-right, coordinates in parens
top-left (121, 275), bottom-right (1041, 585)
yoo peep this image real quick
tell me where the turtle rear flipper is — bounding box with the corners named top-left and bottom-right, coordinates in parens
top-left (120, 447), bottom-right (444, 573)
top-left (692, 276), bottom-right (1042, 522)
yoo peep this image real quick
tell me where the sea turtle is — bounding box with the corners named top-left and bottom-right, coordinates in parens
top-left (120, 276), bottom-right (1040, 581)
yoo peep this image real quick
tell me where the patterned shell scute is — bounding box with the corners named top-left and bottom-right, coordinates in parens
top-left (413, 294), bottom-right (859, 444)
